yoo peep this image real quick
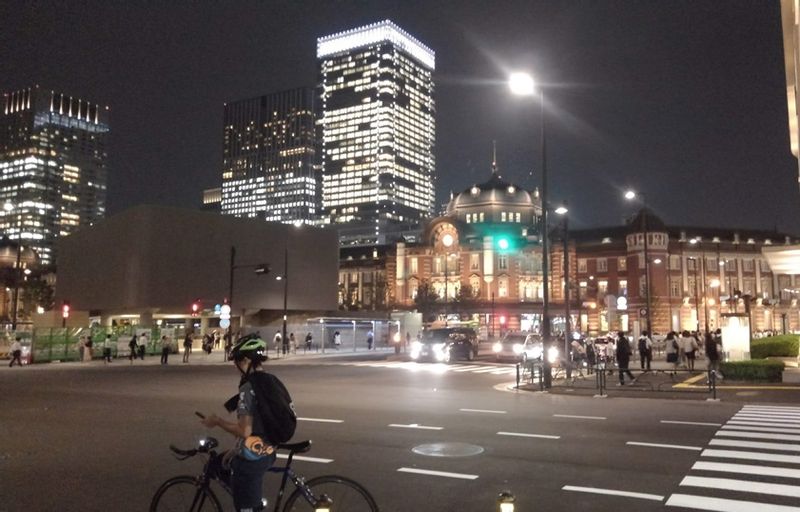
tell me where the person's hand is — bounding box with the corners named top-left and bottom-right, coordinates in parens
top-left (200, 413), bottom-right (219, 429)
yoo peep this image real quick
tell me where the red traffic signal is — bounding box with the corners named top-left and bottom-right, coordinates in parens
top-left (62, 302), bottom-right (70, 319)
top-left (191, 299), bottom-right (201, 317)
top-left (499, 315), bottom-right (507, 325)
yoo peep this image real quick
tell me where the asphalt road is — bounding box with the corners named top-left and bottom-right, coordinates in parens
top-left (2, 355), bottom-right (799, 511)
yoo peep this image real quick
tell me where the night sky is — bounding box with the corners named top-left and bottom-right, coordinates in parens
top-left (2, 1), bottom-right (798, 233)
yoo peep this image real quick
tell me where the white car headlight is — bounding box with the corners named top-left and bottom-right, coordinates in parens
top-left (411, 341), bottom-right (422, 351)
top-left (532, 346), bottom-right (543, 359)
top-left (513, 344), bottom-right (523, 355)
top-left (547, 346), bottom-right (559, 363)
top-left (493, 342), bottom-right (502, 353)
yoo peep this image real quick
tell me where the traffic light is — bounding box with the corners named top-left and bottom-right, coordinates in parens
top-left (499, 315), bottom-right (507, 325)
top-left (254, 264), bottom-right (271, 275)
top-left (191, 299), bottom-right (201, 317)
top-left (61, 301), bottom-right (70, 319)
top-left (497, 238), bottom-right (510, 250)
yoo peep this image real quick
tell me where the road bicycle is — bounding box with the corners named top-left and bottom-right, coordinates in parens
top-left (150, 435), bottom-right (379, 511)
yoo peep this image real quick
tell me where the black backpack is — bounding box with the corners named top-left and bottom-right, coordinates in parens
top-left (226, 372), bottom-right (297, 445)
top-left (638, 337), bottom-right (647, 353)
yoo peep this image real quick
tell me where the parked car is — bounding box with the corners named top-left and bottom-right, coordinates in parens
top-left (410, 327), bottom-right (479, 363)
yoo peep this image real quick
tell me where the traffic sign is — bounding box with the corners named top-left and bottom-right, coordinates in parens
top-left (639, 307), bottom-right (648, 317)
top-left (220, 304), bottom-right (231, 320)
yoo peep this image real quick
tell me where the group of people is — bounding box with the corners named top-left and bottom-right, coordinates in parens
top-left (562, 328), bottom-right (724, 386)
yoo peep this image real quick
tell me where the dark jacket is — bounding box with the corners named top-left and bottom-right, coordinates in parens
top-left (616, 336), bottom-right (631, 362)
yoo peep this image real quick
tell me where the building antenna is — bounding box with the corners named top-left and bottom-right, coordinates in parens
top-left (491, 140), bottom-right (499, 175)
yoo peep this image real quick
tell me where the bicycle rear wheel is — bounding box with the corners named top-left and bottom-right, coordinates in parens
top-left (283, 475), bottom-right (379, 511)
top-left (150, 475), bottom-right (223, 512)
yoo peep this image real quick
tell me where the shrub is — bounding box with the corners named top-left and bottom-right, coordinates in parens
top-left (720, 360), bottom-right (785, 382)
top-left (750, 335), bottom-right (799, 359)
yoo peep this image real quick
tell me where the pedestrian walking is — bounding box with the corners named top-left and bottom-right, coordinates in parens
top-left (704, 331), bottom-right (721, 382)
top-left (333, 331), bottom-right (341, 350)
top-left (160, 335), bottom-right (171, 364)
top-left (78, 335), bottom-right (86, 362)
top-left (8, 337), bottom-right (22, 367)
top-left (366, 330), bottom-right (374, 350)
top-left (138, 332), bottom-right (148, 360)
top-left (616, 331), bottom-right (636, 385)
top-left (585, 340), bottom-right (596, 375)
top-left (183, 331), bottom-right (193, 363)
top-left (128, 334), bottom-right (138, 363)
top-left (102, 334), bottom-right (113, 363)
top-left (84, 335), bottom-right (94, 362)
top-left (224, 331), bottom-right (233, 361)
top-left (304, 332), bottom-right (313, 352)
top-left (213, 330), bottom-right (221, 349)
top-left (713, 328), bottom-right (724, 361)
top-left (289, 333), bottom-right (296, 354)
top-left (681, 330), bottom-right (698, 371)
top-left (665, 331), bottom-right (680, 373)
top-left (637, 331), bottom-right (653, 371)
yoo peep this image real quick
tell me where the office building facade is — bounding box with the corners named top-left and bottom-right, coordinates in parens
top-left (221, 87), bottom-right (320, 225)
top-left (318, 20), bottom-right (436, 243)
top-left (0, 86), bottom-right (109, 265)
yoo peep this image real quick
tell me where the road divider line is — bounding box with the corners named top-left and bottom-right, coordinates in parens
top-left (276, 454), bottom-right (332, 463)
top-left (661, 420), bottom-right (722, 427)
top-left (297, 417), bottom-right (344, 423)
top-left (626, 441), bottom-right (703, 451)
top-left (562, 485), bottom-right (663, 501)
top-left (497, 431), bottom-right (560, 440)
top-left (723, 425), bottom-right (800, 434)
top-left (710, 438), bottom-right (800, 452)
top-left (666, 493), bottom-right (800, 511)
top-left (681, 475), bottom-right (800, 498)
top-left (460, 408), bottom-right (506, 414)
top-left (701, 448), bottom-right (800, 465)
top-left (397, 467), bottom-right (478, 480)
top-left (388, 423), bottom-right (443, 430)
top-left (692, 460), bottom-right (800, 479)
top-left (716, 430), bottom-right (800, 442)
top-left (554, 414), bottom-right (606, 420)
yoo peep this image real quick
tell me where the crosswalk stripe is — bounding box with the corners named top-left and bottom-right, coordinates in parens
top-left (626, 441), bottom-right (703, 451)
top-left (728, 420), bottom-right (800, 429)
top-left (734, 415), bottom-right (800, 424)
top-left (723, 425), bottom-right (800, 435)
top-left (739, 410), bottom-right (800, 417)
top-left (742, 406), bottom-right (800, 412)
top-left (474, 367), bottom-right (506, 373)
top-left (562, 485), bottom-right (663, 501)
top-left (680, 475), bottom-right (800, 498)
top-left (710, 439), bottom-right (800, 452)
top-left (693, 460), bottom-right (800, 479)
top-left (716, 430), bottom-right (800, 442)
top-left (453, 365), bottom-right (495, 372)
top-left (702, 449), bottom-right (800, 465)
top-left (666, 493), bottom-right (800, 511)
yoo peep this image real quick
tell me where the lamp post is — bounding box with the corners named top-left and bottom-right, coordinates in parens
top-left (555, 204), bottom-right (569, 360)
top-left (276, 245), bottom-right (289, 354)
top-left (442, 233), bottom-right (454, 327)
top-left (509, 72), bottom-right (551, 346)
top-left (228, 245), bottom-right (271, 337)
top-left (624, 190), bottom-right (652, 335)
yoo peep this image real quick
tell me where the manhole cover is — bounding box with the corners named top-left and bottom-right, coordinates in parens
top-left (412, 442), bottom-right (484, 457)
top-left (736, 391), bottom-right (760, 397)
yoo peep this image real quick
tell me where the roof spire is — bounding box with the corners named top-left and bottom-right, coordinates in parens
top-left (491, 140), bottom-right (498, 175)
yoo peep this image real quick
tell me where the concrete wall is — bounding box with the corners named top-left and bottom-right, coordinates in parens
top-left (55, 205), bottom-right (338, 314)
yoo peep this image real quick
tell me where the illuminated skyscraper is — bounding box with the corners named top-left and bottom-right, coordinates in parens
top-left (317, 20), bottom-right (435, 243)
top-left (0, 86), bottom-right (109, 265)
top-left (221, 87), bottom-right (320, 225)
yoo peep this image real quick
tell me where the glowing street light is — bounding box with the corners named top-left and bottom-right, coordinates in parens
top-left (624, 190), bottom-right (636, 201)
top-left (508, 72), bottom-right (535, 96)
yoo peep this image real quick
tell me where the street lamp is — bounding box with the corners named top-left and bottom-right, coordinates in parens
top-left (442, 233), bottom-right (454, 327)
top-left (227, 246), bottom-right (271, 338)
top-left (555, 204), bottom-right (570, 363)
top-left (624, 190), bottom-right (652, 335)
top-left (509, 71), bottom-right (551, 347)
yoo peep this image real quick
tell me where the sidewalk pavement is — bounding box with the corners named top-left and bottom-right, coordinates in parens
top-left (0, 345), bottom-right (398, 370)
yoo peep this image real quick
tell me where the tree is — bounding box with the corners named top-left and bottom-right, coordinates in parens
top-left (21, 278), bottom-right (55, 318)
top-left (453, 284), bottom-right (477, 317)
top-left (413, 280), bottom-right (439, 322)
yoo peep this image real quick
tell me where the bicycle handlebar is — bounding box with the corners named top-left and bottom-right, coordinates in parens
top-left (169, 445), bottom-right (198, 460)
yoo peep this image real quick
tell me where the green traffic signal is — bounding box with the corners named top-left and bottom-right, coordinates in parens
top-left (497, 238), bottom-right (510, 250)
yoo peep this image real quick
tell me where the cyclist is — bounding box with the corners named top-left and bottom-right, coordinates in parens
top-left (199, 335), bottom-right (276, 512)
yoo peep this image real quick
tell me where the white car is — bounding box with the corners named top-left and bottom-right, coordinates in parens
top-left (492, 333), bottom-right (559, 363)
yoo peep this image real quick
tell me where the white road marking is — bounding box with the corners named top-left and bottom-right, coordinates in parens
top-left (733, 415), bottom-right (800, 424)
top-left (692, 460), bottom-right (800, 479)
top-left (497, 431), bottom-right (560, 440)
top-left (661, 420), bottom-right (722, 427)
top-left (710, 439), bottom-right (800, 452)
top-left (276, 454), bottom-right (332, 463)
top-left (701, 449), bottom-right (800, 465)
top-left (680, 475), bottom-right (800, 498)
top-left (554, 414), bottom-right (606, 420)
top-left (297, 417), bottom-right (344, 423)
top-left (491, 369), bottom-right (515, 375)
top-left (738, 411), bottom-right (800, 417)
top-left (453, 365), bottom-right (495, 372)
top-left (666, 493), bottom-right (800, 511)
top-left (388, 423), bottom-right (443, 430)
top-left (626, 441), bottom-right (703, 451)
top-left (723, 425), bottom-right (800, 435)
top-left (728, 420), bottom-right (800, 429)
top-left (716, 430), bottom-right (800, 442)
top-left (742, 406), bottom-right (800, 412)
top-left (460, 408), bottom-right (506, 414)
top-left (473, 367), bottom-right (508, 373)
top-left (397, 467), bottom-right (479, 480)
top-left (562, 485), bottom-right (663, 501)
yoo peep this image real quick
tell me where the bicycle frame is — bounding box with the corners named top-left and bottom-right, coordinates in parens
top-left (266, 450), bottom-right (319, 511)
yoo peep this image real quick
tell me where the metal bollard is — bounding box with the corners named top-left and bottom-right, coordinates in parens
top-left (496, 490), bottom-right (515, 512)
top-left (711, 370), bottom-right (717, 401)
top-left (538, 362), bottom-right (544, 391)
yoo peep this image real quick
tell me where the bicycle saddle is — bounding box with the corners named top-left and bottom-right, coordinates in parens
top-left (277, 440), bottom-right (311, 453)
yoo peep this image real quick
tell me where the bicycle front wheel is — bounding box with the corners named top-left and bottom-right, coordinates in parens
top-left (283, 475), bottom-right (379, 512)
top-left (150, 475), bottom-right (223, 512)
